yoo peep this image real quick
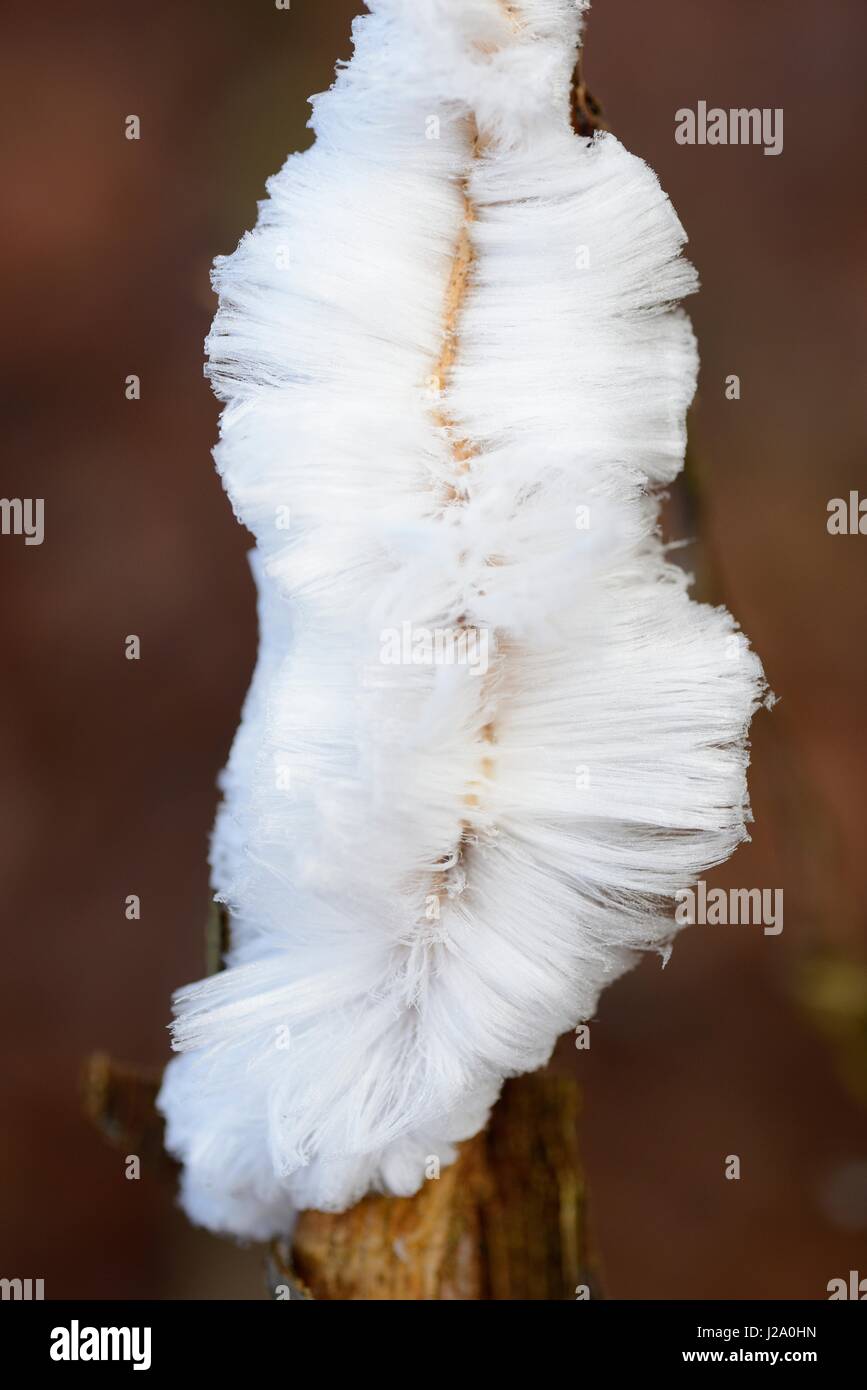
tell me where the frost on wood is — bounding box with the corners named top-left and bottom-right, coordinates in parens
top-left (158, 0), bottom-right (767, 1239)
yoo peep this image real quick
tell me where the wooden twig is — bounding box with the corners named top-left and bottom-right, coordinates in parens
top-left (81, 1052), bottom-right (175, 1178)
top-left (570, 47), bottom-right (607, 138)
top-left (273, 1073), bottom-right (594, 1301)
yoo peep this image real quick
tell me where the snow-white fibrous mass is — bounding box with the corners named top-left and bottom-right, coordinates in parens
top-left (158, 0), bottom-right (767, 1238)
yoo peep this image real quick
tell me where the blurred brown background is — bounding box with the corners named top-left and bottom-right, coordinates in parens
top-left (1, 0), bottom-right (865, 1299)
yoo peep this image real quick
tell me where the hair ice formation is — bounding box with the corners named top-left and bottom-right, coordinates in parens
top-left (158, 0), bottom-right (767, 1239)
